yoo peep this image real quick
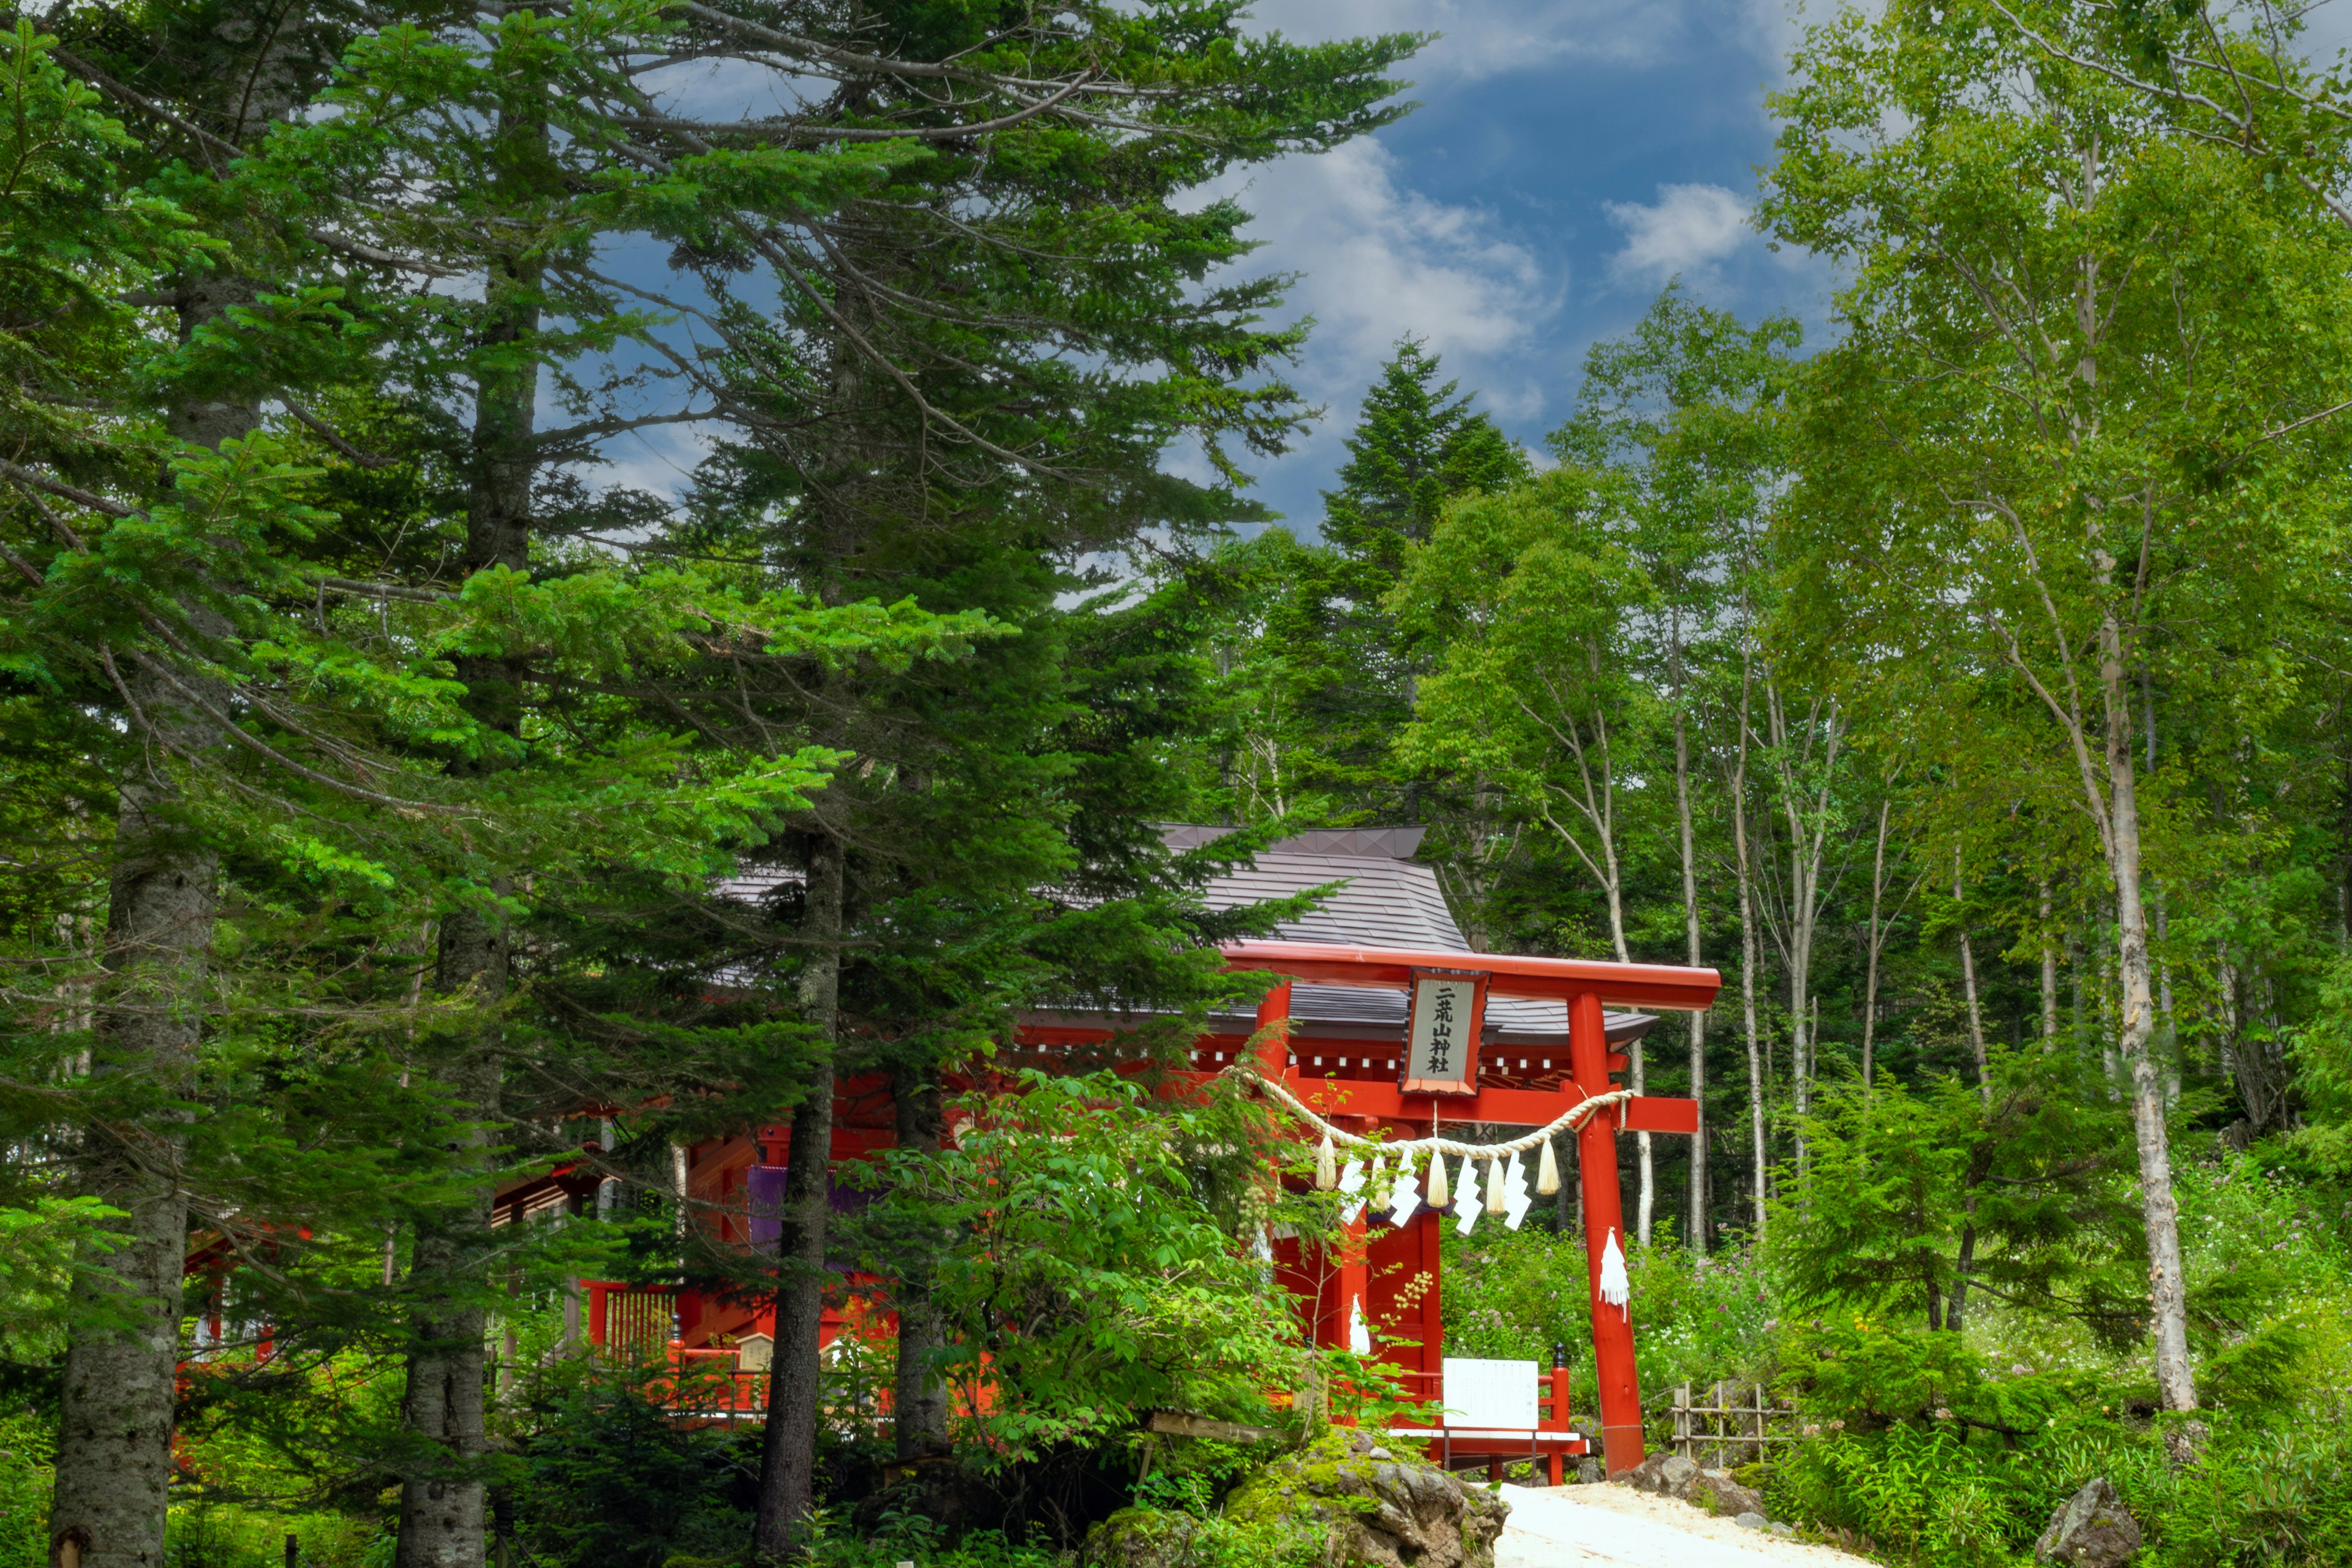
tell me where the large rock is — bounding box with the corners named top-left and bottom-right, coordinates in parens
top-left (2034, 1478), bottom-right (2142, 1568)
top-left (1224, 1430), bottom-right (1510, 1568)
top-left (1619, 1452), bottom-right (1700, 1497)
top-left (1085, 1509), bottom-right (1207, 1568)
top-left (1683, 1468), bottom-right (1768, 1519)
top-left (1618, 1452), bottom-right (1765, 1519)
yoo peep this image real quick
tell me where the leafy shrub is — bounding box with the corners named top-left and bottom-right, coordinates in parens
top-left (512, 1359), bottom-right (759, 1568)
top-left (0, 1409), bottom-right (49, 1568)
top-left (1439, 1227), bottom-right (1773, 1406)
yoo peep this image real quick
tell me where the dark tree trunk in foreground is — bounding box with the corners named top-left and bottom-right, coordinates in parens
top-left (48, 19), bottom-right (315, 1534)
top-left (51, 685), bottom-right (220, 1568)
top-left (394, 124), bottom-right (540, 1568)
top-left (756, 835), bottom-right (843, 1561)
top-left (891, 1068), bottom-right (949, 1460)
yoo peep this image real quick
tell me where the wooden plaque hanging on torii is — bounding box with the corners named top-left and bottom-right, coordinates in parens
top-left (1400, 968), bottom-right (1487, 1096)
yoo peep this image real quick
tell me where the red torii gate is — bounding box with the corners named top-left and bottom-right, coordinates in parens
top-left (1221, 940), bottom-right (1721, 1476)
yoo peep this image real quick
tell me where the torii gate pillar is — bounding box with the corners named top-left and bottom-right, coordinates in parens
top-left (1569, 990), bottom-right (1643, 1474)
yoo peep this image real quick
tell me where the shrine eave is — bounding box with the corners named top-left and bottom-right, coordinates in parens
top-left (1220, 940), bottom-right (1722, 1012)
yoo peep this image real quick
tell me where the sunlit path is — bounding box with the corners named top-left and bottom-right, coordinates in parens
top-left (1494, 1484), bottom-right (1874, 1568)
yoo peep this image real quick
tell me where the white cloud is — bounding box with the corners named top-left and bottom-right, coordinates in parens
top-left (1205, 140), bottom-right (1556, 413)
top-left (1603, 183), bottom-right (1754, 285)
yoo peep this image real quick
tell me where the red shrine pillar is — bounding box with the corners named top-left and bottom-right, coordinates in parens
top-left (1569, 990), bottom-right (1644, 1474)
top-left (1255, 981), bottom-right (1292, 1073)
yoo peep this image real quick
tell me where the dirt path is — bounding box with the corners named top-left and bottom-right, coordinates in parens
top-left (1494, 1483), bottom-right (1877, 1567)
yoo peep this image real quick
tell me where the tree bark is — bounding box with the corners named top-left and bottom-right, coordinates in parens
top-left (48, 32), bottom-right (309, 1529)
top-left (51, 668), bottom-right (221, 1568)
top-left (2100, 619), bottom-right (2195, 1410)
top-left (890, 1068), bottom-right (949, 1461)
top-left (1955, 846), bottom-right (1991, 1106)
top-left (1861, 797), bottom-right (1894, 1090)
top-left (1672, 681), bottom-right (1706, 1254)
top-left (394, 112), bottom-right (541, 1568)
top-left (755, 834), bottom-right (844, 1559)
top-left (1732, 657), bottom-right (1767, 1240)
top-left (2040, 880), bottom-right (2059, 1048)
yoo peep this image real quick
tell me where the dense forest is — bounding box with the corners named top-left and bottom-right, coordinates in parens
top-left (3, 0), bottom-right (2352, 1566)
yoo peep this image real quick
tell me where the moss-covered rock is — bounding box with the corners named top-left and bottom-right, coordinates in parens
top-left (1222, 1430), bottom-right (1509, 1568)
top-left (1082, 1506), bottom-right (1322, 1568)
top-left (1083, 1507), bottom-right (1207, 1568)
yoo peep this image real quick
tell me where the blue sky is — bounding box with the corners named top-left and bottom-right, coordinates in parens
top-left (1206, 0), bottom-right (1841, 532)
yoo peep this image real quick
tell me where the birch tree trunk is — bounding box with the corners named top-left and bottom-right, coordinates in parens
top-left (1534, 702), bottom-right (1646, 1241)
top-left (1955, 845), bottom-right (1991, 1104)
top-left (1672, 681), bottom-right (1707, 1254)
top-left (1732, 658), bottom-right (1767, 1240)
top-left (2040, 880), bottom-right (2059, 1047)
top-left (1861, 797), bottom-right (1893, 1090)
top-left (2100, 623), bottom-right (2195, 1411)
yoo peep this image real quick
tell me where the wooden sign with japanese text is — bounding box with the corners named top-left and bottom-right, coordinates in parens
top-left (1400, 968), bottom-right (1487, 1096)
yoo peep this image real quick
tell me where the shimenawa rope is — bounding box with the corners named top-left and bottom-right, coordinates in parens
top-left (1226, 1060), bottom-right (1633, 1161)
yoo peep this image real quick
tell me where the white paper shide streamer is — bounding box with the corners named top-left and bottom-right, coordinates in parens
top-left (1500, 1152), bottom-right (1532, 1231)
top-left (1337, 1158), bottom-right (1368, 1224)
top-left (1385, 1149), bottom-right (1422, 1227)
top-left (1451, 1155), bottom-right (1482, 1235)
top-left (1598, 1227), bottom-right (1631, 1318)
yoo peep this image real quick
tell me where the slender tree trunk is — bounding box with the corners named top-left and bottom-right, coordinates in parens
top-left (394, 118), bottom-right (542, 1568)
top-left (2101, 622), bottom-right (2195, 1411)
top-left (1732, 660), bottom-right (1766, 1240)
top-left (2040, 880), bottom-right (2059, 1047)
top-left (1955, 845), bottom-right (1991, 1105)
top-left (1861, 798), bottom-right (1892, 1090)
top-left (890, 1068), bottom-right (949, 1461)
top-left (1672, 685), bottom-right (1707, 1254)
top-left (756, 834), bottom-right (844, 1559)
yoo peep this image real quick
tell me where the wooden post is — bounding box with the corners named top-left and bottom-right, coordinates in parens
top-left (1547, 1343), bottom-right (1570, 1486)
top-left (1674, 1383), bottom-right (1691, 1461)
top-left (1570, 991), bottom-right (1644, 1474)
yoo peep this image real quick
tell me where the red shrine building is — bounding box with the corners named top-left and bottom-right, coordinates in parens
top-left (497, 827), bottom-right (1720, 1478)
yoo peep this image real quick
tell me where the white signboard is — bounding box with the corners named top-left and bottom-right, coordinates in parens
top-left (1401, 970), bottom-right (1485, 1096)
top-left (1441, 1356), bottom-right (1539, 1429)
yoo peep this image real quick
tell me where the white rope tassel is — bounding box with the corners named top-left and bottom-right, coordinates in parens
top-left (1315, 1129), bottom-right (1336, 1190)
top-left (1536, 1137), bottom-right (1561, 1196)
top-left (1483, 1155), bottom-right (1508, 1215)
top-left (1425, 1150), bottom-right (1450, 1208)
top-left (1349, 1295), bottom-right (1372, 1356)
top-left (1599, 1227), bottom-right (1631, 1319)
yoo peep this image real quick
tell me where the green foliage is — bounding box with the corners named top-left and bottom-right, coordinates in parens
top-left (510, 1360), bottom-right (759, 1568)
top-left (1322, 337), bottom-right (1531, 575)
top-left (0, 1198), bottom-right (117, 1359)
top-left (1437, 1227), bottom-right (1774, 1408)
top-left (1773, 1056), bottom-right (2142, 1338)
top-left (859, 1070), bottom-right (1321, 1464)
top-left (0, 1407), bottom-right (48, 1568)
